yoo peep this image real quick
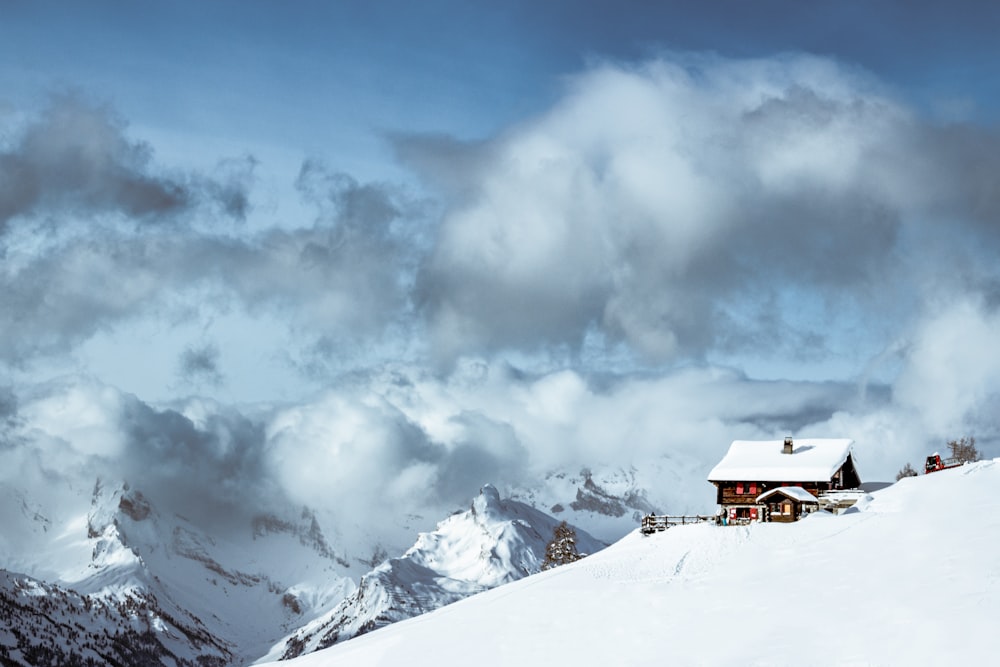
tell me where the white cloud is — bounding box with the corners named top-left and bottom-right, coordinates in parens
top-left (20, 378), bottom-right (127, 460)
top-left (5, 53), bottom-right (1000, 551)
top-left (412, 54), bottom-right (1000, 374)
top-left (894, 298), bottom-right (1000, 438)
top-left (266, 392), bottom-right (434, 513)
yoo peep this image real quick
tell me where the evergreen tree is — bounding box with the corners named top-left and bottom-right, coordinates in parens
top-left (542, 521), bottom-right (584, 571)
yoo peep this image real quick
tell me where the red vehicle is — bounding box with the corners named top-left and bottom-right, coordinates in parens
top-left (925, 453), bottom-right (964, 474)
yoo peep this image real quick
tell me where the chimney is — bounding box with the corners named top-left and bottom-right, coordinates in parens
top-left (783, 436), bottom-right (794, 455)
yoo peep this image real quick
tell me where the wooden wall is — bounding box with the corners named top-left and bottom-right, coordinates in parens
top-left (715, 481), bottom-right (824, 505)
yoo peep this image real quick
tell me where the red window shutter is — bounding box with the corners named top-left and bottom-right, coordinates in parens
top-left (736, 483), bottom-right (744, 495)
top-left (750, 507), bottom-right (758, 520)
top-left (750, 483), bottom-right (757, 495)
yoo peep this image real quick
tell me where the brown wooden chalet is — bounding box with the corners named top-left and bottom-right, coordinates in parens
top-left (707, 437), bottom-right (861, 524)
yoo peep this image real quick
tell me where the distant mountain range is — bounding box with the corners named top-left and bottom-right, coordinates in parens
top-left (0, 464), bottom-right (677, 665)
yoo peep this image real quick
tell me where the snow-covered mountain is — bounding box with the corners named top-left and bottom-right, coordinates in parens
top-left (266, 484), bottom-right (604, 661)
top-left (0, 568), bottom-right (230, 666)
top-left (0, 477), bottom-right (357, 665)
top-left (0, 472), bottom-right (618, 665)
top-left (270, 460), bottom-right (1000, 666)
top-left (84, 480), bottom-right (358, 662)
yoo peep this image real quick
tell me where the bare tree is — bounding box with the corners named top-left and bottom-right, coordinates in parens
top-left (896, 462), bottom-right (918, 481)
top-left (947, 436), bottom-right (980, 463)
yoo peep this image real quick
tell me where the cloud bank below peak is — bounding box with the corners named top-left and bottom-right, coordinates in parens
top-left (6, 329), bottom-right (997, 553)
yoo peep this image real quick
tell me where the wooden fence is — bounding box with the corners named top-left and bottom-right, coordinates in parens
top-left (640, 514), bottom-right (716, 535)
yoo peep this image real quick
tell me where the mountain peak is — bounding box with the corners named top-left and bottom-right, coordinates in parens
top-left (472, 483), bottom-right (502, 516)
top-left (272, 486), bottom-right (605, 660)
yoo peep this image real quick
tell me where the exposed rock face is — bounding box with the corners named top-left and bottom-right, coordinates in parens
top-left (118, 489), bottom-right (152, 522)
top-left (570, 472), bottom-right (657, 517)
top-left (509, 465), bottom-right (673, 543)
top-left (251, 508), bottom-right (351, 568)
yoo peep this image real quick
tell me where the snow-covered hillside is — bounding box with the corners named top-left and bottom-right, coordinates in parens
top-left (263, 484), bottom-right (604, 661)
top-left (274, 460), bottom-right (1000, 666)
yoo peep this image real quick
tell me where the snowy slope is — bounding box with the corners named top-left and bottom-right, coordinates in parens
top-left (274, 460), bottom-right (1000, 667)
top-left (264, 484), bottom-right (604, 661)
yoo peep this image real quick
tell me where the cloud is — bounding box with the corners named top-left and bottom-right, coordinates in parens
top-left (266, 392), bottom-right (437, 525)
top-left (261, 349), bottom-right (994, 510)
top-left (14, 57), bottom-right (1000, 382)
top-left (4, 54), bottom-right (1000, 552)
top-left (407, 54), bottom-right (1000, 367)
top-left (177, 343), bottom-right (224, 388)
top-left (0, 94), bottom-right (251, 238)
top-left (20, 378), bottom-right (129, 460)
top-left (0, 387), bottom-right (16, 421)
top-left (0, 386), bottom-right (20, 449)
top-left (0, 158), bottom-right (418, 366)
top-left (893, 297), bottom-right (1000, 440)
top-left (10, 378), bottom-right (281, 535)
top-left (116, 394), bottom-right (277, 528)
top-left (4, 328), bottom-right (995, 556)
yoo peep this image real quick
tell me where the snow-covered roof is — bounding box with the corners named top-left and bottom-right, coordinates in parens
top-left (756, 487), bottom-right (818, 504)
top-left (707, 439), bottom-right (854, 482)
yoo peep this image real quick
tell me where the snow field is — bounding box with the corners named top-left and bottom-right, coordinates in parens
top-left (276, 460), bottom-right (1000, 666)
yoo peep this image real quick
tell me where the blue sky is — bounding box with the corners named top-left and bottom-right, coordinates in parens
top-left (2, 2), bottom-right (1000, 525)
top-left (8, 2), bottom-right (1000, 169)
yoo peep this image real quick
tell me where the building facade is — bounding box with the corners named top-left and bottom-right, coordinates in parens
top-left (708, 437), bottom-right (861, 523)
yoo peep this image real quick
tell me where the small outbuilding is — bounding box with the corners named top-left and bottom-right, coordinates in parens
top-left (756, 487), bottom-right (819, 522)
